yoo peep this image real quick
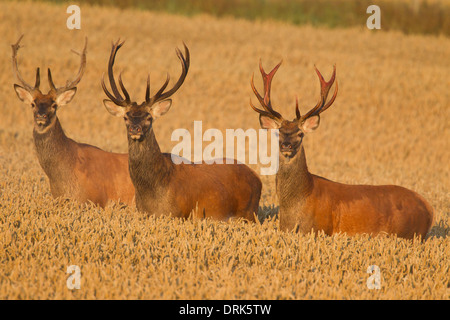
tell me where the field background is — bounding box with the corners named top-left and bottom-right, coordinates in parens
top-left (0, 1), bottom-right (449, 299)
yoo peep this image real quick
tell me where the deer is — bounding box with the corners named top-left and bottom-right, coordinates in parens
top-left (249, 60), bottom-right (434, 239)
top-left (101, 40), bottom-right (262, 221)
top-left (12, 35), bottom-right (135, 207)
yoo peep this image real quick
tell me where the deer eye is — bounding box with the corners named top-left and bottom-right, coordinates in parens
top-left (31, 102), bottom-right (36, 108)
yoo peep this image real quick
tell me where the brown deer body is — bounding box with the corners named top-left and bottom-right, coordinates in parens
top-left (250, 61), bottom-right (433, 239)
top-left (12, 36), bottom-right (135, 207)
top-left (102, 40), bottom-right (261, 221)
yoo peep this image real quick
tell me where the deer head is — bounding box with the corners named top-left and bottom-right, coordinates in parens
top-left (250, 60), bottom-right (338, 160)
top-left (12, 35), bottom-right (87, 131)
top-left (102, 39), bottom-right (190, 141)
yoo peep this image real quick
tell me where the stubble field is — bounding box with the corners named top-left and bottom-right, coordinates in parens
top-left (0, 1), bottom-right (449, 299)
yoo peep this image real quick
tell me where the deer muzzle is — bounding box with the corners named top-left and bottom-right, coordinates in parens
top-left (280, 142), bottom-right (293, 155)
top-left (34, 113), bottom-right (50, 126)
top-left (128, 125), bottom-right (143, 140)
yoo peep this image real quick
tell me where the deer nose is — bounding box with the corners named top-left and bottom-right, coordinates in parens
top-left (281, 142), bottom-right (292, 149)
top-left (35, 113), bottom-right (48, 122)
top-left (129, 125), bottom-right (143, 138)
top-left (129, 126), bottom-right (141, 133)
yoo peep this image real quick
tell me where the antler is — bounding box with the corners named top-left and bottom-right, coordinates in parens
top-left (250, 60), bottom-right (284, 121)
top-left (48, 37), bottom-right (87, 95)
top-left (146, 43), bottom-right (190, 106)
top-left (102, 40), bottom-right (190, 108)
top-left (11, 34), bottom-right (41, 92)
top-left (299, 65), bottom-right (338, 121)
top-left (101, 39), bottom-right (130, 107)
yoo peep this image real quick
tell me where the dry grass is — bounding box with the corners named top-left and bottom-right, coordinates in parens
top-left (27, 0), bottom-right (450, 36)
top-left (0, 1), bottom-right (449, 299)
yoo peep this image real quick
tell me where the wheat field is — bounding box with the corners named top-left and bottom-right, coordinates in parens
top-left (0, 1), bottom-right (449, 299)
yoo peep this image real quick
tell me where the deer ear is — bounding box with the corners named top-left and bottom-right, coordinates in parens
top-left (14, 84), bottom-right (34, 104)
top-left (150, 99), bottom-right (172, 119)
top-left (103, 99), bottom-right (126, 117)
top-left (259, 115), bottom-right (281, 130)
top-left (301, 115), bottom-right (320, 133)
top-left (56, 88), bottom-right (77, 106)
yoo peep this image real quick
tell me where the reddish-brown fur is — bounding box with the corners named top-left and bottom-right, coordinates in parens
top-left (251, 61), bottom-right (434, 239)
top-left (12, 36), bottom-right (135, 207)
top-left (168, 161), bottom-right (261, 220)
top-left (127, 129), bottom-right (261, 221)
top-left (32, 117), bottom-right (135, 207)
top-left (276, 147), bottom-right (434, 238)
top-left (102, 40), bottom-right (261, 221)
top-left (308, 177), bottom-right (434, 238)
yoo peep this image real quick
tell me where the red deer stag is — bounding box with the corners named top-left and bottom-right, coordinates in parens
top-left (101, 40), bottom-right (261, 221)
top-left (12, 35), bottom-right (135, 207)
top-left (250, 61), bottom-right (433, 239)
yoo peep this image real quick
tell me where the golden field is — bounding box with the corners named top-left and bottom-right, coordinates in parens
top-left (0, 1), bottom-right (449, 299)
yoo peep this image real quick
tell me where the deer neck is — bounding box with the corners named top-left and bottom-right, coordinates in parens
top-left (276, 145), bottom-right (314, 206)
top-left (128, 128), bottom-right (173, 194)
top-left (33, 117), bottom-right (75, 180)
